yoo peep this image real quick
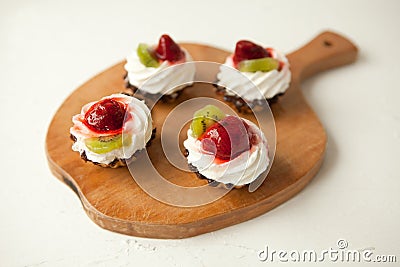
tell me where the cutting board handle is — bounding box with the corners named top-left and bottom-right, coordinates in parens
top-left (289, 31), bottom-right (358, 81)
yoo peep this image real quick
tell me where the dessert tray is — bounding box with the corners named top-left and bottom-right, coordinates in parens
top-left (46, 31), bottom-right (357, 238)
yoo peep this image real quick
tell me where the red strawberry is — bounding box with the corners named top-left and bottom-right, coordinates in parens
top-left (232, 40), bottom-right (271, 66)
top-left (199, 116), bottom-right (252, 161)
top-left (84, 98), bottom-right (127, 133)
top-left (155, 34), bottom-right (184, 62)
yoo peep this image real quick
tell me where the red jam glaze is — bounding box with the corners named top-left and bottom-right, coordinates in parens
top-left (199, 116), bottom-right (254, 161)
top-left (232, 40), bottom-right (271, 66)
top-left (155, 34), bottom-right (184, 62)
top-left (233, 41), bottom-right (284, 71)
top-left (83, 98), bottom-right (129, 134)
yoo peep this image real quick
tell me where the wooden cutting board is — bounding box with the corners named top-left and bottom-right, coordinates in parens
top-left (46, 31), bottom-right (357, 239)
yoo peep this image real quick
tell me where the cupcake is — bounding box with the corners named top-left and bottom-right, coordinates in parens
top-left (124, 34), bottom-right (196, 101)
top-left (216, 40), bottom-right (291, 113)
top-left (70, 93), bottom-right (154, 168)
top-left (183, 105), bottom-right (269, 188)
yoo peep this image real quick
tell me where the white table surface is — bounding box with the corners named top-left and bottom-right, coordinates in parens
top-left (1, 0), bottom-right (399, 266)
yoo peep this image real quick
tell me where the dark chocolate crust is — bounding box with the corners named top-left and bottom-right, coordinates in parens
top-left (214, 83), bottom-right (283, 114)
top-left (185, 150), bottom-right (244, 189)
top-left (70, 128), bottom-right (156, 168)
top-left (124, 73), bottom-right (192, 103)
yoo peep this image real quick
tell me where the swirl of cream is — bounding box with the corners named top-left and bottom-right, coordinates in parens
top-left (217, 48), bottom-right (291, 101)
top-left (70, 94), bottom-right (153, 164)
top-left (125, 49), bottom-right (195, 95)
top-left (183, 120), bottom-right (269, 186)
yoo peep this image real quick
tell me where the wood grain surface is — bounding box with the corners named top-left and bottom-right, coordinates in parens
top-left (46, 31), bottom-right (357, 238)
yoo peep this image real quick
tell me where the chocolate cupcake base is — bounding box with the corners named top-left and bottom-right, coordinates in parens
top-left (124, 75), bottom-right (191, 103)
top-left (185, 150), bottom-right (244, 189)
top-left (214, 84), bottom-right (284, 114)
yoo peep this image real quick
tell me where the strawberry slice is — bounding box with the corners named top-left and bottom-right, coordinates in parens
top-left (84, 99), bottom-right (127, 134)
top-left (155, 34), bottom-right (184, 62)
top-left (199, 116), bottom-right (252, 161)
top-left (232, 40), bottom-right (271, 66)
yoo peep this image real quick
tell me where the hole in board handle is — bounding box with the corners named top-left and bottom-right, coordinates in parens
top-left (323, 40), bottom-right (333, 47)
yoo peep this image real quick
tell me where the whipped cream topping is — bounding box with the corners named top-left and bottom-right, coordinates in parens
top-left (70, 94), bottom-right (153, 165)
top-left (217, 48), bottom-right (291, 101)
top-left (183, 119), bottom-right (269, 186)
top-left (125, 48), bottom-right (195, 95)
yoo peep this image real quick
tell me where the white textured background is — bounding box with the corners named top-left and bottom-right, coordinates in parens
top-left (1, 0), bottom-right (399, 266)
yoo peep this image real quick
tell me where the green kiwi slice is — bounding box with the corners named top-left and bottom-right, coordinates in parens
top-left (238, 57), bottom-right (279, 72)
top-left (84, 134), bottom-right (132, 154)
top-left (190, 105), bottom-right (226, 138)
top-left (137, 43), bottom-right (160, 68)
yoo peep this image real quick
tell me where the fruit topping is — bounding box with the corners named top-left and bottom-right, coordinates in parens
top-left (238, 57), bottom-right (279, 72)
top-left (278, 61), bottom-right (284, 71)
top-left (137, 43), bottom-right (160, 68)
top-left (84, 134), bottom-right (132, 154)
top-left (84, 98), bottom-right (127, 133)
top-left (199, 116), bottom-right (251, 161)
top-left (155, 34), bottom-right (184, 62)
top-left (190, 105), bottom-right (226, 138)
top-left (232, 40), bottom-right (271, 66)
